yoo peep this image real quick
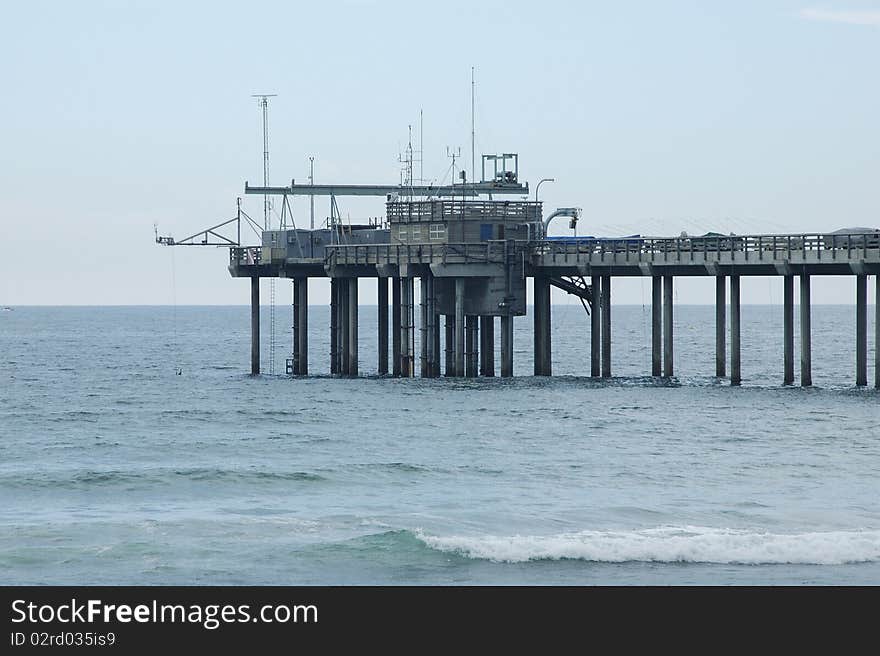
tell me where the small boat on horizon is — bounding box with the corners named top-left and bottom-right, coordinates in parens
top-left (2, 307), bottom-right (13, 311)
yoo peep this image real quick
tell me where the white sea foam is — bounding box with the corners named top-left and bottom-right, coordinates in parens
top-left (414, 526), bottom-right (880, 565)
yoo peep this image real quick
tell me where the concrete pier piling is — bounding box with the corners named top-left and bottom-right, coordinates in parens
top-left (601, 275), bottom-right (611, 378)
top-left (783, 275), bottom-right (794, 386)
top-left (250, 277), bottom-right (260, 376)
top-left (663, 275), bottom-right (674, 377)
top-left (454, 279), bottom-right (465, 377)
top-left (400, 277), bottom-right (414, 377)
top-left (876, 276), bottom-right (880, 389)
top-left (730, 275), bottom-right (741, 386)
top-left (293, 278), bottom-right (308, 375)
top-left (500, 315), bottom-right (514, 378)
top-left (392, 277), bottom-right (402, 377)
top-left (420, 276), bottom-right (439, 378)
top-left (378, 277), bottom-right (388, 375)
top-left (330, 279), bottom-right (339, 374)
top-left (480, 316), bottom-right (495, 377)
top-left (800, 274), bottom-right (812, 387)
top-left (445, 316), bottom-right (455, 376)
top-left (716, 276), bottom-right (726, 378)
top-left (465, 316), bottom-right (478, 377)
top-left (339, 280), bottom-right (350, 375)
top-left (420, 277), bottom-right (430, 378)
top-left (591, 275), bottom-right (601, 377)
top-left (856, 274), bottom-right (867, 386)
top-left (347, 278), bottom-right (358, 377)
top-left (652, 276), bottom-right (662, 377)
top-left (534, 276), bottom-right (551, 376)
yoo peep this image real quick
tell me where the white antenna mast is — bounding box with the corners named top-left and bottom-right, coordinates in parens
top-left (309, 156), bottom-right (315, 230)
top-left (471, 67), bottom-right (475, 189)
top-left (252, 93), bottom-right (277, 230)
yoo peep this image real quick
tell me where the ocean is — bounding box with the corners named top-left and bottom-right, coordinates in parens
top-left (2, 304), bottom-right (879, 585)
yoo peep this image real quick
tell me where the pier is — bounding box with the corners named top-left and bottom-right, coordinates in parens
top-left (161, 154), bottom-right (880, 388)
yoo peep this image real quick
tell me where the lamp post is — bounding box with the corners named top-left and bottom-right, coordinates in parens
top-left (535, 178), bottom-right (555, 239)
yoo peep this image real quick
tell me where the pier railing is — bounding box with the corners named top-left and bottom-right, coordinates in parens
top-left (387, 200), bottom-right (540, 222)
top-left (325, 241), bottom-right (512, 266)
top-left (230, 247), bottom-right (262, 266)
top-left (532, 233), bottom-right (880, 265)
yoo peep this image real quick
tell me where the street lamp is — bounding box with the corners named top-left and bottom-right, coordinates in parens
top-left (535, 178), bottom-right (555, 239)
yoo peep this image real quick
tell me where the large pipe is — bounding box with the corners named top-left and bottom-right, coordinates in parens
top-left (800, 274), bottom-right (812, 387)
top-left (716, 275), bottom-right (726, 378)
top-left (663, 275), bottom-right (674, 377)
top-left (783, 275), bottom-right (794, 385)
top-left (378, 277), bottom-right (388, 375)
top-left (651, 276), bottom-right (661, 377)
top-left (856, 274), bottom-right (867, 386)
top-left (730, 275), bottom-right (741, 386)
top-left (250, 277), bottom-right (260, 376)
top-left (541, 207), bottom-right (580, 236)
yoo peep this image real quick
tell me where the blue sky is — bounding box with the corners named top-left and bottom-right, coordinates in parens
top-left (2, 0), bottom-right (878, 305)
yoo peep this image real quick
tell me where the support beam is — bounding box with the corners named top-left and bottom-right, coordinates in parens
top-left (591, 275), bottom-right (601, 377)
top-left (455, 278), bottom-right (465, 377)
top-left (465, 316), bottom-right (478, 377)
top-left (856, 274), bottom-right (867, 386)
top-left (876, 276), bottom-right (880, 389)
top-left (392, 277), bottom-right (401, 376)
top-left (783, 275), bottom-right (794, 386)
top-left (294, 278), bottom-right (308, 375)
top-left (663, 275), bottom-right (674, 377)
top-left (730, 275), bottom-right (741, 386)
top-left (651, 276), bottom-right (662, 377)
top-left (330, 279), bottom-right (339, 374)
top-left (400, 277), bottom-right (414, 377)
top-left (601, 275), bottom-right (611, 378)
top-left (533, 276), bottom-right (551, 376)
top-left (480, 316), bottom-right (495, 376)
top-left (716, 275), bottom-right (726, 378)
top-left (378, 277), bottom-right (388, 375)
top-left (347, 278), bottom-right (358, 377)
top-left (501, 315), bottom-right (514, 377)
top-left (800, 274), bottom-right (812, 387)
top-left (250, 277), bottom-right (260, 376)
top-left (445, 315), bottom-right (455, 376)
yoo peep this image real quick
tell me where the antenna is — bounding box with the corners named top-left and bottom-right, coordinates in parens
top-left (251, 93), bottom-right (277, 230)
top-left (471, 67), bottom-right (475, 192)
top-left (309, 156), bottom-right (315, 230)
top-left (419, 108), bottom-right (424, 190)
top-left (446, 145), bottom-right (462, 181)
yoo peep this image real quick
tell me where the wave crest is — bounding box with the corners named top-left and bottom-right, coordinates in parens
top-left (414, 526), bottom-right (880, 565)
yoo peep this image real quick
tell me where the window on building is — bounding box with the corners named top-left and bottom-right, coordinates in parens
top-left (411, 225), bottom-right (421, 241)
top-left (429, 224), bottom-right (446, 240)
top-left (397, 226), bottom-right (408, 242)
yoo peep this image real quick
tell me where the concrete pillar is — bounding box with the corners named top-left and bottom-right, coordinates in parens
top-left (534, 276), bottom-right (551, 376)
top-left (347, 278), bottom-right (358, 377)
top-left (400, 277), bottom-right (414, 377)
top-left (339, 280), bottom-right (349, 375)
top-left (433, 311), bottom-right (442, 378)
top-left (330, 279), bottom-right (339, 375)
top-left (466, 316), bottom-right (478, 377)
top-left (480, 316), bottom-right (495, 376)
top-left (445, 315), bottom-right (455, 376)
top-left (651, 276), bottom-right (662, 377)
top-left (856, 275), bottom-right (867, 386)
top-left (293, 278), bottom-right (308, 375)
top-left (392, 277), bottom-right (401, 377)
top-left (501, 314), bottom-right (514, 377)
top-left (591, 275), bottom-right (601, 377)
top-left (783, 275), bottom-right (794, 385)
top-left (716, 275), bottom-right (726, 378)
top-left (800, 274), bottom-right (812, 387)
top-left (663, 275), bottom-right (674, 377)
top-left (730, 275), bottom-right (741, 386)
top-left (420, 277), bottom-right (430, 378)
top-left (876, 276), bottom-right (880, 389)
top-left (378, 277), bottom-right (388, 375)
top-left (455, 278), bottom-right (465, 377)
top-left (250, 277), bottom-right (260, 376)
top-left (601, 275), bottom-right (611, 378)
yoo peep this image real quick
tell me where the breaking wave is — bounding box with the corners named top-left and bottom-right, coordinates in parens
top-left (413, 526), bottom-right (880, 565)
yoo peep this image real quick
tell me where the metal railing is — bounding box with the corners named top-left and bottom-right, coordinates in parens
top-left (230, 247), bottom-right (262, 266)
top-left (386, 200), bottom-right (541, 222)
top-left (325, 241), bottom-right (514, 266)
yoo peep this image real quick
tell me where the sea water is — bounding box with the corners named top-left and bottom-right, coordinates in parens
top-left (1, 305), bottom-right (878, 584)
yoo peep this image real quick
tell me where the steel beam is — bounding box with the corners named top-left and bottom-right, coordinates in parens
top-left (244, 181), bottom-right (527, 197)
